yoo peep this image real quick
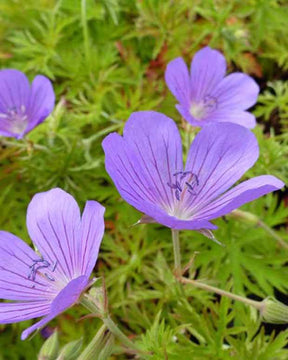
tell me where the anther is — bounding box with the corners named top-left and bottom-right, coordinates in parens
top-left (44, 273), bottom-right (55, 282)
top-left (51, 261), bottom-right (58, 272)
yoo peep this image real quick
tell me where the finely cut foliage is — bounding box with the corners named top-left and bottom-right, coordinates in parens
top-left (0, 0), bottom-right (287, 359)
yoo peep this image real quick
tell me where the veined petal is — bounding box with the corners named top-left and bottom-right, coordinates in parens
top-left (103, 111), bottom-right (183, 216)
top-left (25, 75), bottom-right (55, 134)
top-left (21, 275), bottom-right (88, 340)
top-left (205, 110), bottom-right (256, 129)
top-left (194, 175), bottom-right (284, 220)
top-left (184, 123), bottom-right (259, 215)
top-left (79, 201), bottom-right (105, 277)
top-left (0, 231), bottom-right (55, 301)
top-left (190, 47), bottom-right (226, 102)
top-left (151, 214), bottom-right (217, 230)
top-left (0, 69), bottom-right (30, 113)
top-left (165, 57), bottom-right (191, 107)
top-left (0, 301), bottom-right (50, 324)
top-left (26, 188), bottom-right (81, 282)
top-left (211, 72), bottom-right (259, 110)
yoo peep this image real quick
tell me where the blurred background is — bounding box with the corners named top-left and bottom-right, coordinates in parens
top-left (0, 0), bottom-right (287, 359)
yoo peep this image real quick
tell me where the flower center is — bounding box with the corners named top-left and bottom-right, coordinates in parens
top-left (0, 105), bottom-right (28, 134)
top-left (189, 95), bottom-right (218, 120)
top-left (167, 171), bottom-right (199, 219)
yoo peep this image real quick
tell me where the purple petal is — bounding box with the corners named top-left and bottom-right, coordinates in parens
top-left (0, 69), bottom-right (30, 113)
top-left (165, 57), bottom-right (191, 107)
top-left (26, 188), bottom-right (81, 281)
top-left (78, 201), bottom-right (105, 277)
top-left (211, 73), bottom-right (259, 111)
top-left (205, 110), bottom-right (256, 129)
top-left (0, 301), bottom-right (50, 324)
top-left (194, 175), bottom-right (284, 220)
top-left (103, 111), bottom-right (183, 218)
top-left (190, 47), bottom-right (226, 102)
top-left (25, 75), bottom-right (55, 134)
top-left (21, 275), bottom-right (88, 340)
top-left (0, 231), bottom-right (55, 301)
top-left (154, 216), bottom-right (217, 230)
top-left (184, 123), bottom-right (259, 214)
top-left (0, 69), bottom-right (30, 137)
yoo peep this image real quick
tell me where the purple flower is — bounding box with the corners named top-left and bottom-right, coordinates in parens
top-left (0, 188), bottom-right (105, 340)
top-left (0, 69), bottom-right (55, 139)
top-left (165, 47), bottom-right (259, 128)
top-left (102, 111), bottom-right (284, 231)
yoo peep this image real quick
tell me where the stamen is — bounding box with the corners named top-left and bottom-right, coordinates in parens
top-left (51, 261), bottom-right (58, 272)
top-left (27, 258), bottom-right (56, 282)
top-left (203, 95), bottom-right (218, 111)
top-left (168, 171), bottom-right (199, 201)
top-left (44, 273), bottom-right (55, 282)
top-left (167, 182), bottom-right (178, 190)
top-left (185, 182), bottom-right (196, 195)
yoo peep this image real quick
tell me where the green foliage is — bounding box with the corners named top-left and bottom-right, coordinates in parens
top-left (0, 0), bottom-right (287, 359)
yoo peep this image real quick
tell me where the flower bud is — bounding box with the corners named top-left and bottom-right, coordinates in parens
top-left (77, 325), bottom-right (114, 360)
top-left (261, 297), bottom-right (288, 324)
top-left (56, 338), bottom-right (83, 360)
top-left (38, 331), bottom-right (59, 360)
top-left (229, 209), bottom-right (259, 226)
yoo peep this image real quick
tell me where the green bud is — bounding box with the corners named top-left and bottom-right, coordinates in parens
top-left (56, 338), bottom-right (83, 360)
top-left (229, 209), bottom-right (259, 225)
top-left (261, 297), bottom-right (288, 324)
top-left (38, 331), bottom-right (59, 360)
top-left (77, 325), bottom-right (114, 360)
top-left (80, 283), bottom-right (108, 318)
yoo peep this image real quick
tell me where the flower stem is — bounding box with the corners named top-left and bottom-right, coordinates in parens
top-left (81, 294), bottom-right (145, 354)
top-left (179, 277), bottom-right (264, 311)
top-left (102, 316), bottom-right (142, 353)
top-left (171, 229), bottom-right (182, 277)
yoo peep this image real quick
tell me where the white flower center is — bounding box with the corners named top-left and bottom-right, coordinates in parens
top-left (189, 95), bottom-right (218, 120)
top-left (165, 171), bottom-right (199, 220)
top-left (189, 102), bottom-right (206, 120)
top-left (0, 105), bottom-right (28, 135)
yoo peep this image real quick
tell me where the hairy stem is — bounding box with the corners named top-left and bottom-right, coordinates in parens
top-left (171, 229), bottom-right (182, 277)
top-left (102, 316), bottom-right (142, 353)
top-left (81, 294), bottom-right (145, 354)
top-left (179, 277), bottom-right (264, 311)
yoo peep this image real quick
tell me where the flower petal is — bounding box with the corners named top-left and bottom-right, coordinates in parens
top-left (165, 57), bottom-right (191, 107)
top-left (190, 47), bottom-right (226, 102)
top-left (205, 110), bottom-right (256, 128)
top-left (21, 275), bottom-right (88, 340)
top-left (211, 73), bottom-right (259, 111)
top-left (103, 111), bottom-right (183, 217)
top-left (0, 301), bottom-right (50, 324)
top-left (194, 175), bottom-right (284, 220)
top-left (79, 201), bottom-right (105, 277)
top-left (26, 188), bottom-right (81, 281)
top-left (184, 123), bottom-right (259, 215)
top-left (25, 75), bottom-right (55, 134)
top-left (0, 231), bottom-right (55, 301)
top-left (0, 69), bottom-right (30, 113)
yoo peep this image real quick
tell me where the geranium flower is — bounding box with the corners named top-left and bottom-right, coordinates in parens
top-left (102, 111), bottom-right (283, 231)
top-left (0, 188), bottom-right (105, 340)
top-left (0, 69), bottom-right (55, 138)
top-left (165, 47), bottom-right (259, 128)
